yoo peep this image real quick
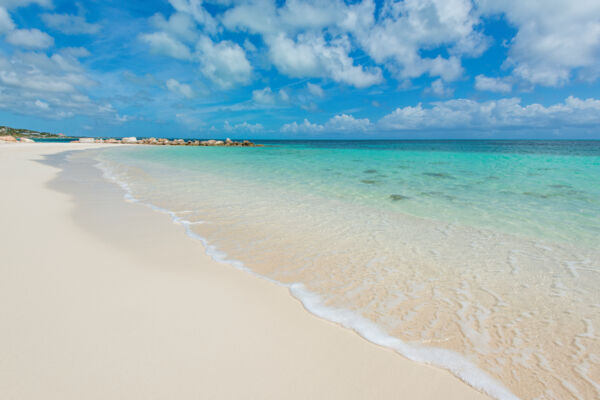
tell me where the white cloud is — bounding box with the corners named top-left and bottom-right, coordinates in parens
top-left (34, 99), bottom-right (49, 109)
top-left (281, 118), bottom-right (324, 133)
top-left (0, 50), bottom-right (124, 121)
top-left (196, 35), bottom-right (252, 88)
top-left (251, 86), bottom-right (289, 105)
top-left (282, 96), bottom-right (600, 135)
top-left (42, 13), bottom-right (101, 35)
top-left (149, 12), bottom-right (197, 43)
top-left (252, 87), bottom-right (276, 104)
top-left (282, 113), bottom-right (372, 134)
top-left (0, 7), bottom-right (14, 33)
top-left (168, 0), bottom-right (218, 34)
top-left (6, 28), bottom-right (53, 49)
top-left (224, 120), bottom-right (263, 133)
top-left (477, 0), bottom-right (600, 86)
top-left (222, 0), bottom-right (484, 86)
top-left (427, 78), bottom-right (454, 97)
top-left (326, 114), bottom-right (372, 131)
top-left (474, 75), bottom-right (512, 93)
top-left (378, 96), bottom-right (600, 130)
top-left (350, 0), bottom-right (484, 82)
top-left (0, 0), bottom-right (51, 9)
top-left (166, 78), bottom-right (193, 98)
top-left (140, 32), bottom-right (192, 60)
top-left (268, 33), bottom-right (382, 88)
top-left (307, 82), bottom-right (324, 97)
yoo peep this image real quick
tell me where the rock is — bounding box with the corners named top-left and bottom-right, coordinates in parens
top-left (122, 136), bottom-right (137, 143)
top-left (19, 137), bottom-right (35, 143)
top-left (0, 135), bottom-right (17, 142)
top-left (78, 137), bottom-right (95, 143)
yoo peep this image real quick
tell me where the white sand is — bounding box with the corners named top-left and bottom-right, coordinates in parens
top-left (0, 143), bottom-right (491, 399)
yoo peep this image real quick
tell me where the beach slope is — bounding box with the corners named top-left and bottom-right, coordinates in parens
top-left (0, 144), bottom-right (490, 399)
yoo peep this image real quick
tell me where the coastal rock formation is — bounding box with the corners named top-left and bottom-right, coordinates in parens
top-left (19, 138), bottom-right (35, 143)
top-left (0, 135), bottom-right (17, 143)
top-left (58, 136), bottom-right (262, 147)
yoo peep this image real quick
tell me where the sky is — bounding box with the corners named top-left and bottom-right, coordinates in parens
top-left (1, 0), bottom-right (600, 139)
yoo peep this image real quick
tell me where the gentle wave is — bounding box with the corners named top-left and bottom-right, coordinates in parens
top-left (95, 158), bottom-right (519, 400)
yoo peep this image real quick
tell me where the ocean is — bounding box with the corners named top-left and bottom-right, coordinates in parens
top-left (94, 140), bottom-right (600, 400)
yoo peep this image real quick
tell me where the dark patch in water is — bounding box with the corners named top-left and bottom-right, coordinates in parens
top-left (423, 172), bottom-right (454, 179)
top-left (523, 192), bottom-right (554, 199)
top-left (397, 165), bottom-right (409, 169)
top-left (389, 194), bottom-right (410, 201)
top-left (364, 169), bottom-right (378, 174)
top-left (361, 179), bottom-right (378, 184)
top-left (420, 191), bottom-right (456, 201)
top-left (548, 184), bottom-right (572, 189)
top-left (353, 159), bottom-right (363, 162)
top-left (486, 175), bottom-right (500, 180)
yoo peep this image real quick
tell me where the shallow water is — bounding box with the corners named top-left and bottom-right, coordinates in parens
top-left (96, 140), bottom-right (600, 400)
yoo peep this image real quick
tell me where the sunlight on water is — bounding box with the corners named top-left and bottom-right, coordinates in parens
top-left (97, 141), bottom-right (600, 400)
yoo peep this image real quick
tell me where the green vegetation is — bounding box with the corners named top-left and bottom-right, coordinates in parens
top-left (0, 125), bottom-right (75, 138)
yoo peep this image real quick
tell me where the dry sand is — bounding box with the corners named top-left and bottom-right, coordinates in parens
top-left (0, 143), bottom-right (491, 399)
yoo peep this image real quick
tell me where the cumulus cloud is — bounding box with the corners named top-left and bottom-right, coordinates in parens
top-left (251, 86), bottom-right (290, 105)
top-left (167, 0), bottom-right (218, 34)
top-left (0, 0), bottom-right (51, 9)
top-left (252, 87), bottom-right (275, 104)
top-left (477, 0), bottom-right (600, 86)
top-left (149, 11), bottom-right (198, 43)
top-left (196, 35), bottom-right (252, 88)
top-left (427, 78), bottom-right (453, 97)
top-left (42, 13), bottom-right (101, 35)
top-left (307, 82), bottom-right (324, 97)
top-left (224, 120), bottom-right (263, 133)
top-left (378, 96), bottom-right (600, 130)
top-left (0, 7), bottom-right (14, 33)
top-left (140, 31), bottom-right (192, 60)
top-left (282, 96), bottom-right (600, 135)
top-left (6, 28), bottom-right (53, 49)
top-left (349, 0), bottom-right (483, 82)
top-left (166, 78), bottom-right (193, 98)
top-left (0, 50), bottom-right (124, 121)
top-left (281, 118), bottom-right (324, 134)
top-left (282, 113), bottom-right (372, 134)
top-left (474, 75), bottom-right (512, 93)
top-left (268, 33), bottom-right (382, 88)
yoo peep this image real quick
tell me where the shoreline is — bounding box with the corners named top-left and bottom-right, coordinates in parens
top-left (0, 143), bottom-right (491, 399)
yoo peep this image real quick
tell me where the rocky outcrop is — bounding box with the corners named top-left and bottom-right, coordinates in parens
top-left (19, 138), bottom-right (35, 143)
top-left (59, 136), bottom-right (262, 147)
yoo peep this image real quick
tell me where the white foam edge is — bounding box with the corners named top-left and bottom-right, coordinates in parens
top-left (94, 159), bottom-right (520, 400)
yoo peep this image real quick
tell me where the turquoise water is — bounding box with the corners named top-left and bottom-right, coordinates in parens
top-left (96, 141), bottom-right (600, 400)
top-left (103, 140), bottom-right (600, 246)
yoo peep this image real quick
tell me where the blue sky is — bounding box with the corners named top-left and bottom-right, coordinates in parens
top-left (1, 0), bottom-right (600, 139)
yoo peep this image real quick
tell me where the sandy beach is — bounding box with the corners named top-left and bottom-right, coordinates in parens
top-left (0, 143), bottom-right (491, 399)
